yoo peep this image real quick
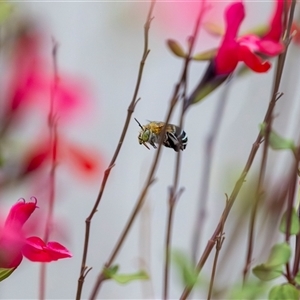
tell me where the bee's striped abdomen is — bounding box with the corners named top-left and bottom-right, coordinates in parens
top-left (178, 130), bottom-right (188, 150)
top-left (164, 128), bottom-right (188, 152)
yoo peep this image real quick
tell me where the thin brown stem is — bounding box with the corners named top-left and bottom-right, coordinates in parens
top-left (243, 112), bottom-right (272, 283)
top-left (180, 139), bottom-right (259, 300)
top-left (293, 144), bottom-right (300, 277)
top-left (207, 230), bottom-right (224, 300)
top-left (192, 74), bottom-right (232, 263)
top-left (293, 183), bottom-right (300, 276)
top-left (89, 79), bottom-right (180, 299)
top-left (180, 1), bottom-right (296, 298)
top-left (39, 39), bottom-right (59, 300)
top-left (287, 145), bottom-right (300, 278)
top-left (75, 2), bottom-right (155, 300)
top-left (162, 2), bottom-right (207, 298)
top-left (89, 0), bottom-right (210, 298)
top-left (163, 188), bottom-right (182, 300)
top-left (284, 156), bottom-right (300, 282)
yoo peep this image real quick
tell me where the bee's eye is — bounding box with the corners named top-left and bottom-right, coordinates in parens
top-left (138, 130), bottom-right (149, 144)
top-left (142, 130), bottom-right (150, 142)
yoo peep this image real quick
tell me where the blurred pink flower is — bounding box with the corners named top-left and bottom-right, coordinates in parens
top-left (0, 198), bottom-right (71, 273)
top-left (21, 136), bottom-right (102, 181)
top-left (61, 140), bottom-right (103, 181)
top-left (6, 28), bottom-right (90, 123)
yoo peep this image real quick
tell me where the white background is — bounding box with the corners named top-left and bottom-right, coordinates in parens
top-left (1, 1), bottom-right (300, 299)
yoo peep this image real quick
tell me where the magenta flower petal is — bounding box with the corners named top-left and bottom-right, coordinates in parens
top-left (239, 34), bottom-right (284, 56)
top-left (46, 241), bottom-right (72, 260)
top-left (223, 2), bottom-right (245, 41)
top-left (23, 237), bottom-right (72, 262)
top-left (22, 237), bottom-right (52, 262)
top-left (215, 2), bottom-right (245, 75)
top-left (263, 0), bottom-right (284, 42)
top-left (4, 198), bottom-right (37, 230)
top-left (256, 40), bottom-right (284, 56)
top-left (0, 231), bottom-right (23, 269)
top-left (215, 42), bottom-right (239, 75)
top-left (0, 198), bottom-right (38, 268)
top-left (238, 45), bottom-right (271, 73)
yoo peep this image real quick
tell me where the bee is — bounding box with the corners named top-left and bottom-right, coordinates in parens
top-left (134, 118), bottom-right (188, 152)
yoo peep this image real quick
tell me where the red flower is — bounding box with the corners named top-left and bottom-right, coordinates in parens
top-left (0, 198), bottom-right (71, 276)
top-left (22, 237), bottom-right (71, 263)
top-left (21, 136), bottom-right (102, 181)
top-left (215, 1), bottom-right (284, 75)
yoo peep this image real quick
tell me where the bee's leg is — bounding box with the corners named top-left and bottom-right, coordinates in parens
top-left (149, 136), bottom-right (157, 149)
top-left (150, 142), bottom-right (157, 149)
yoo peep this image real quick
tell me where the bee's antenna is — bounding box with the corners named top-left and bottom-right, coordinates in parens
top-left (143, 143), bottom-right (150, 150)
top-left (134, 118), bottom-right (144, 130)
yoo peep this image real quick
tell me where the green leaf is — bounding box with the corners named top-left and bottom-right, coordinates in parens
top-left (191, 78), bottom-right (227, 105)
top-left (0, 267), bottom-right (15, 282)
top-left (0, 2), bottom-right (13, 24)
top-left (242, 25), bottom-right (268, 38)
top-left (172, 250), bottom-right (198, 288)
top-left (260, 123), bottom-right (296, 151)
top-left (252, 243), bottom-right (291, 281)
top-left (166, 39), bottom-right (186, 58)
top-left (103, 265), bottom-right (149, 284)
top-left (229, 281), bottom-right (267, 300)
top-left (103, 265), bottom-right (119, 279)
top-left (203, 22), bottom-right (225, 36)
top-left (269, 284), bottom-right (300, 300)
top-left (294, 271), bottom-right (300, 285)
top-left (110, 270), bottom-right (149, 284)
top-left (265, 243), bottom-right (291, 267)
top-left (192, 49), bottom-right (216, 61)
top-left (279, 208), bottom-right (300, 235)
top-left (252, 264), bottom-right (282, 281)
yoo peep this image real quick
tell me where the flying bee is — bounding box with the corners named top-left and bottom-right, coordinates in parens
top-left (134, 118), bottom-right (188, 152)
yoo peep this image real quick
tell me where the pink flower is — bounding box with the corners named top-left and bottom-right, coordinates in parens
top-left (5, 28), bottom-right (91, 124)
top-left (215, 1), bottom-right (284, 75)
top-left (0, 198), bottom-right (71, 275)
top-left (186, 0), bottom-right (284, 108)
top-left (21, 136), bottom-right (102, 181)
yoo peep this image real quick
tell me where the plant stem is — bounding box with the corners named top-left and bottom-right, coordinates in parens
top-left (243, 109), bottom-right (272, 283)
top-left (192, 75), bottom-right (232, 263)
top-left (293, 200), bottom-right (300, 276)
top-left (180, 1), bottom-right (296, 297)
top-left (180, 70), bottom-right (281, 300)
top-left (163, 190), bottom-right (177, 300)
top-left (39, 39), bottom-right (59, 300)
top-left (207, 227), bottom-right (224, 300)
top-left (75, 2), bottom-right (156, 300)
top-left (287, 145), bottom-right (300, 278)
top-left (162, 1), bottom-right (207, 298)
top-left (89, 0), bottom-right (210, 298)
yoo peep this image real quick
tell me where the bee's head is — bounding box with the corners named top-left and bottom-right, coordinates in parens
top-left (138, 129), bottom-right (150, 144)
top-left (135, 118), bottom-right (150, 150)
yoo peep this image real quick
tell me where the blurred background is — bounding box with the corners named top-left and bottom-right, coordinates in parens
top-left (1, 1), bottom-right (300, 299)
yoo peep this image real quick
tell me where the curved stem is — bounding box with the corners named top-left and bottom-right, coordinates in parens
top-left (192, 75), bottom-right (232, 263)
top-left (180, 1), bottom-right (296, 297)
top-left (39, 39), bottom-right (59, 300)
top-left (162, 2), bottom-right (208, 298)
top-left (75, 2), bottom-right (156, 300)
